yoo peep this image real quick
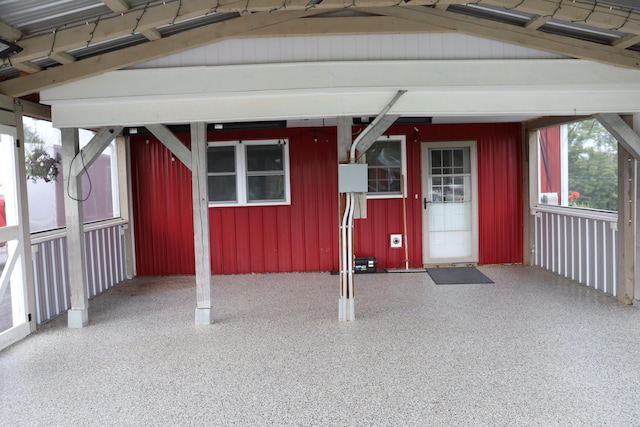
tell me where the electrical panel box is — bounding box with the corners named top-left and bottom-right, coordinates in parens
top-left (338, 164), bottom-right (368, 193)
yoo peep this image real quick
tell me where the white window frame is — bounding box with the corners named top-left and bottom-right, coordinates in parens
top-left (207, 139), bottom-right (291, 207)
top-left (365, 135), bottom-right (407, 199)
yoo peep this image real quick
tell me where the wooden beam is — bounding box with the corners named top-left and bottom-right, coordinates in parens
top-left (0, 9), bottom-right (318, 98)
top-left (612, 34), bottom-right (640, 49)
top-left (524, 115), bottom-right (591, 131)
top-left (18, 99), bottom-right (51, 121)
top-left (11, 62), bottom-right (41, 74)
top-left (352, 90), bottom-right (405, 159)
top-left (337, 116), bottom-right (352, 163)
top-left (0, 19), bottom-right (22, 40)
top-left (140, 28), bottom-right (162, 41)
top-left (354, 115), bottom-right (399, 160)
top-left (597, 113), bottom-right (640, 159)
top-left (102, 0), bottom-right (131, 13)
top-left (524, 15), bottom-right (550, 30)
top-left (61, 128), bottom-right (89, 327)
top-left (71, 126), bottom-right (123, 177)
top-left (243, 15), bottom-right (450, 37)
top-left (363, 6), bottom-right (640, 71)
top-left (191, 122), bottom-right (213, 325)
top-left (146, 124), bottom-right (192, 170)
top-left (49, 52), bottom-right (76, 65)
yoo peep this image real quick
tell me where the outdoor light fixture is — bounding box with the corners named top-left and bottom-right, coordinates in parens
top-left (306, 0), bottom-right (323, 6)
top-left (0, 39), bottom-right (22, 60)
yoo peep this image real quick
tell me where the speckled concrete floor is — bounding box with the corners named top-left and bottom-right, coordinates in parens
top-left (2, 265), bottom-right (640, 426)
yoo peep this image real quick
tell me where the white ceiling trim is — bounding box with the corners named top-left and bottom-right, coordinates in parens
top-left (41, 59), bottom-right (640, 128)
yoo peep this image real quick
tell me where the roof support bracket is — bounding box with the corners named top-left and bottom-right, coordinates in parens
top-left (71, 126), bottom-right (123, 177)
top-left (147, 123), bottom-right (193, 171)
top-left (597, 113), bottom-right (640, 159)
top-left (351, 90), bottom-right (406, 162)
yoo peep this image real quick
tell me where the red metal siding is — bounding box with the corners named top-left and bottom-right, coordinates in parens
top-left (130, 123), bottom-right (522, 275)
top-left (130, 136), bottom-right (195, 275)
top-left (539, 126), bottom-right (562, 203)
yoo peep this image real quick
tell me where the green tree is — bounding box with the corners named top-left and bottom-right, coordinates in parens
top-left (567, 119), bottom-right (617, 211)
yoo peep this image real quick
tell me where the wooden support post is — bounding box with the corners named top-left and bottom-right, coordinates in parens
top-left (524, 129), bottom-right (539, 265)
top-left (191, 122), bottom-right (212, 324)
top-left (633, 114), bottom-right (640, 303)
top-left (116, 135), bottom-right (135, 278)
top-left (14, 102), bottom-right (37, 333)
top-left (617, 144), bottom-right (636, 304)
top-left (62, 128), bottom-right (89, 327)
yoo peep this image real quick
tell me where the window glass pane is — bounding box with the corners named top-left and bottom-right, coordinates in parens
top-left (208, 146), bottom-right (235, 173)
top-left (82, 137), bottom-right (119, 223)
top-left (367, 140), bottom-right (402, 194)
top-left (431, 150), bottom-right (441, 170)
top-left (247, 145), bottom-right (283, 172)
top-left (22, 118), bottom-right (63, 232)
top-left (539, 120), bottom-right (617, 211)
top-left (22, 119), bottom-right (120, 231)
top-left (208, 176), bottom-right (236, 202)
top-left (247, 175), bottom-right (284, 202)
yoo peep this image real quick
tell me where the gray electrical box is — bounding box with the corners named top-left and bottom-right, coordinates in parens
top-left (338, 164), bottom-right (368, 193)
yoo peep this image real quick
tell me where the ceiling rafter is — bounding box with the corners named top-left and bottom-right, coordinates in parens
top-left (360, 6), bottom-right (640, 69)
top-left (0, 8), bottom-right (325, 98)
top-left (612, 33), bottom-right (640, 48)
top-left (524, 15), bottom-right (551, 30)
top-left (243, 15), bottom-right (451, 37)
top-left (102, 0), bottom-right (132, 13)
top-left (0, 19), bottom-right (22, 41)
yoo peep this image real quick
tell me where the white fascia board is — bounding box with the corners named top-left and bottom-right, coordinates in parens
top-left (41, 59), bottom-right (640, 128)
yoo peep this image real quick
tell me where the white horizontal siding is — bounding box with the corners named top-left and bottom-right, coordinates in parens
top-left (130, 33), bottom-right (565, 69)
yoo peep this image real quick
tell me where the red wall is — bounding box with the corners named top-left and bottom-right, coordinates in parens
top-left (130, 123), bottom-right (522, 275)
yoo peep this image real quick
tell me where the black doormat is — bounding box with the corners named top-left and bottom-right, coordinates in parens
top-left (426, 267), bottom-right (493, 285)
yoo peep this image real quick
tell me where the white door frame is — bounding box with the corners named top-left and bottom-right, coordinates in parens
top-left (421, 140), bottom-right (479, 265)
top-left (0, 124), bottom-right (31, 350)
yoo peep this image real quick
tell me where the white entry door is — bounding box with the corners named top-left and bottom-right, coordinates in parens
top-left (421, 141), bottom-right (478, 265)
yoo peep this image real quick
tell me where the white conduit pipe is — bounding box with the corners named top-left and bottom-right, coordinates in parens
top-left (346, 192), bottom-right (355, 321)
top-left (339, 191), bottom-right (351, 321)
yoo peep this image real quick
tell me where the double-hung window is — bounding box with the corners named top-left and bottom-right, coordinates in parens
top-left (365, 135), bottom-right (407, 198)
top-left (207, 139), bottom-right (290, 206)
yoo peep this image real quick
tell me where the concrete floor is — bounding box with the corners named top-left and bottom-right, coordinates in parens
top-left (1, 265), bottom-right (640, 426)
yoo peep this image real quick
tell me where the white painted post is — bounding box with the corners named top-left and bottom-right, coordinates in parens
top-left (191, 122), bottom-right (213, 324)
top-left (633, 114), bottom-right (640, 303)
top-left (62, 128), bottom-right (89, 327)
top-left (14, 103), bottom-right (37, 332)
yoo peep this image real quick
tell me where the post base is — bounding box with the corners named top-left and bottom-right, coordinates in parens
top-left (338, 297), bottom-right (355, 321)
top-left (195, 307), bottom-right (213, 325)
top-left (68, 308), bottom-right (89, 328)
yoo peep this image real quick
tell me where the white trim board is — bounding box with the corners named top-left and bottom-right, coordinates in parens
top-left (41, 59), bottom-right (640, 128)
